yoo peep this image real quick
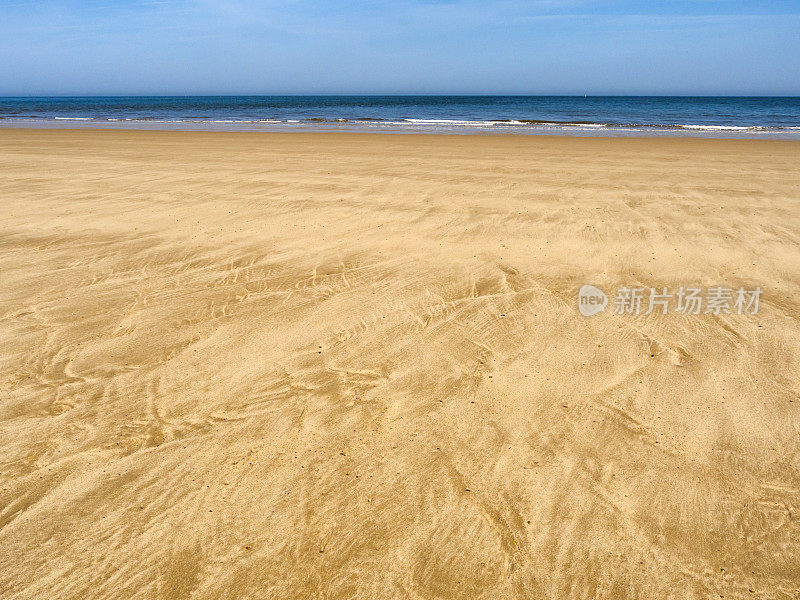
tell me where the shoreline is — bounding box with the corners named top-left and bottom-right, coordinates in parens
top-left (4, 125), bottom-right (800, 145)
top-left (3, 121), bottom-right (800, 140)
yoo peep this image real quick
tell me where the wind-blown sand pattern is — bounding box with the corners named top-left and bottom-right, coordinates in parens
top-left (1, 129), bottom-right (799, 599)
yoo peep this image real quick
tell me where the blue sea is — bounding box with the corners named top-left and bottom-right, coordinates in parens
top-left (1, 96), bottom-right (799, 138)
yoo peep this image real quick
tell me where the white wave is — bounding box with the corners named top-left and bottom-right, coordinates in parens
top-left (521, 122), bottom-right (608, 128)
top-left (680, 125), bottom-right (754, 131)
top-left (54, 117), bottom-right (93, 120)
top-left (360, 121), bottom-right (409, 126)
top-left (404, 119), bottom-right (497, 126)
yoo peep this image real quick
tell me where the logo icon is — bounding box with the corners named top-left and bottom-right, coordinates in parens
top-left (578, 284), bottom-right (607, 317)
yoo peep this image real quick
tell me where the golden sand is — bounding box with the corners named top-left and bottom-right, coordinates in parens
top-left (1, 129), bottom-right (799, 599)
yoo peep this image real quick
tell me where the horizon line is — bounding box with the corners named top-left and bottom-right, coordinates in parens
top-left (3, 94), bottom-right (800, 99)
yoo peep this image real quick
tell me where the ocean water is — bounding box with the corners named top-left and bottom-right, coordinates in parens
top-left (1, 96), bottom-right (799, 138)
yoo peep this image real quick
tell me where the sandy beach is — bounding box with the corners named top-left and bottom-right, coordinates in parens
top-left (2, 129), bottom-right (800, 599)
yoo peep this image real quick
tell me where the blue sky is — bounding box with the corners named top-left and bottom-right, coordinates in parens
top-left (2, 0), bottom-right (799, 95)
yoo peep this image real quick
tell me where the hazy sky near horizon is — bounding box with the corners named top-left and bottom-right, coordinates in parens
top-left (2, 0), bottom-right (799, 96)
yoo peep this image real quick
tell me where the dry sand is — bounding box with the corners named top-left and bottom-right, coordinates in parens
top-left (1, 129), bottom-right (799, 599)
